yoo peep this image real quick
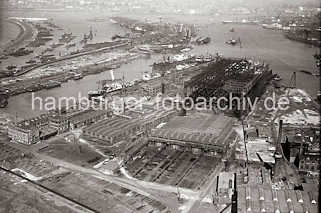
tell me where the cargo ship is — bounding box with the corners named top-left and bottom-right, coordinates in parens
top-left (88, 81), bottom-right (123, 100)
top-left (195, 54), bottom-right (216, 63)
top-left (284, 32), bottom-right (321, 47)
top-left (262, 23), bottom-right (283, 30)
top-left (152, 54), bottom-right (196, 72)
top-left (222, 20), bottom-right (259, 25)
top-left (83, 40), bottom-right (125, 50)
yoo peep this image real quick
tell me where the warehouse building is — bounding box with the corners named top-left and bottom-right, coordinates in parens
top-left (83, 107), bottom-right (176, 144)
top-left (149, 112), bottom-right (235, 156)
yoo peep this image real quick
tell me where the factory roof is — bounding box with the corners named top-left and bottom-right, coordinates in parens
top-left (83, 108), bottom-right (175, 139)
top-left (15, 114), bottom-right (49, 131)
top-left (237, 184), bottom-right (319, 213)
top-left (237, 138), bottom-right (276, 164)
top-left (236, 165), bottom-right (318, 213)
top-left (68, 109), bottom-right (109, 123)
top-left (218, 172), bottom-right (235, 190)
top-left (151, 112), bottom-right (234, 147)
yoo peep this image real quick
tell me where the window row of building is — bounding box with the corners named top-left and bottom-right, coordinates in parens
top-left (8, 109), bottom-right (111, 145)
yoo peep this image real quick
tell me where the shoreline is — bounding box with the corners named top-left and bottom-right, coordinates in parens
top-left (0, 18), bottom-right (33, 53)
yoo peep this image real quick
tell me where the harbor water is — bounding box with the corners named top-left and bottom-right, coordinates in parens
top-left (0, 10), bottom-right (319, 118)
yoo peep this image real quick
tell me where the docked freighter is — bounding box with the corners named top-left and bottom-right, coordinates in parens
top-left (222, 19), bottom-right (259, 25)
top-left (88, 70), bottom-right (123, 100)
top-left (88, 82), bottom-right (123, 100)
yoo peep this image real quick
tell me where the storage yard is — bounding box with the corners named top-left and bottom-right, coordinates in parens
top-left (125, 147), bottom-right (221, 190)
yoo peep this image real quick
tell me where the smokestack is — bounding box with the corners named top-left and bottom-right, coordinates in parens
top-left (277, 119), bottom-right (283, 146)
top-left (110, 70), bottom-right (115, 81)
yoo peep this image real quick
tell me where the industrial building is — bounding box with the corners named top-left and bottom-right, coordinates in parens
top-left (214, 172), bottom-right (236, 205)
top-left (8, 114), bottom-right (49, 145)
top-left (140, 79), bottom-right (166, 96)
top-left (83, 107), bottom-right (176, 144)
top-left (149, 112), bottom-right (235, 156)
top-left (8, 108), bottom-right (112, 144)
top-left (236, 166), bottom-right (319, 213)
top-left (282, 126), bottom-right (320, 174)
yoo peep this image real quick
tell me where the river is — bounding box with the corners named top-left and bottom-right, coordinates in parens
top-left (0, 10), bottom-right (319, 119)
top-left (0, 21), bottom-right (21, 47)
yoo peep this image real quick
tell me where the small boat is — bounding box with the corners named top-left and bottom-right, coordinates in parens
top-left (26, 59), bottom-right (37, 64)
top-left (73, 73), bottom-right (83, 80)
top-left (226, 38), bottom-right (237, 45)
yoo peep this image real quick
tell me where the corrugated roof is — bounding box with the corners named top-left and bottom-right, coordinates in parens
top-left (237, 184), bottom-right (319, 213)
